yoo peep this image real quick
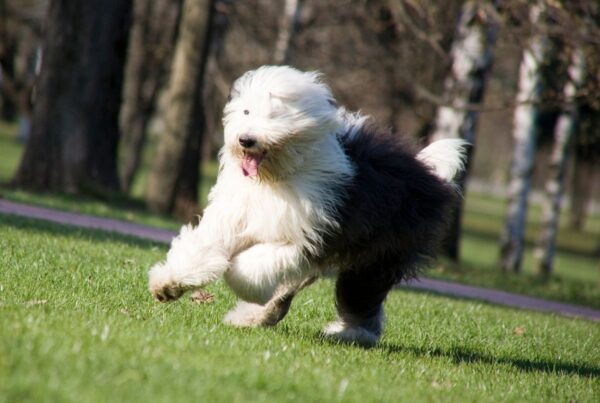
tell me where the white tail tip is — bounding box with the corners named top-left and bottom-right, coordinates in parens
top-left (416, 139), bottom-right (469, 182)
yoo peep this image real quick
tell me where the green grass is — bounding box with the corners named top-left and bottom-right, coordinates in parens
top-left (1, 215), bottom-right (599, 402)
top-left (430, 191), bottom-right (600, 309)
top-left (0, 121), bottom-right (22, 183)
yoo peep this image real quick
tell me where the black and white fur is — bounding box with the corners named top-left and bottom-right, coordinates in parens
top-left (148, 66), bottom-right (466, 346)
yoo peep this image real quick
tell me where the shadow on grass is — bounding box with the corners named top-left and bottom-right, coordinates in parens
top-left (302, 329), bottom-right (599, 378)
top-left (1, 213), bottom-right (167, 250)
top-left (380, 342), bottom-right (600, 378)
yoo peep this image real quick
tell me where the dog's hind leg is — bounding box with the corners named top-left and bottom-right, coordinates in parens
top-left (224, 276), bottom-right (317, 327)
top-left (323, 266), bottom-right (396, 346)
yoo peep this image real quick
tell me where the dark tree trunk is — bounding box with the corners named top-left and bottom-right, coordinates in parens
top-left (146, 0), bottom-right (215, 214)
top-left (119, 0), bottom-right (182, 193)
top-left (441, 161), bottom-right (471, 261)
top-left (201, 1), bottom-right (233, 161)
top-left (173, 113), bottom-right (204, 221)
top-left (173, 0), bottom-right (233, 221)
top-left (0, 0), bottom-right (16, 120)
top-left (13, 0), bottom-right (132, 192)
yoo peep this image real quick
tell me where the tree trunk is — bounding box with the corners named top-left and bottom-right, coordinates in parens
top-left (498, 2), bottom-right (550, 273)
top-left (145, 0), bottom-right (214, 214)
top-left (13, 0), bottom-right (131, 192)
top-left (569, 156), bottom-right (592, 231)
top-left (0, 0), bottom-right (16, 120)
top-left (430, 0), bottom-right (499, 261)
top-left (173, 114), bottom-right (204, 221)
top-left (273, 0), bottom-right (301, 65)
top-left (535, 47), bottom-right (586, 278)
top-left (119, 0), bottom-right (182, 193)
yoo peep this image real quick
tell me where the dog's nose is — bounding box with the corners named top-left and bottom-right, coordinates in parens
top-left (239, 135), bottom-right (257, 148)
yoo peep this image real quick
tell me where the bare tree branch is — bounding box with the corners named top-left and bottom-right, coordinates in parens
top-left (387, 1), bottom-right (449, 62)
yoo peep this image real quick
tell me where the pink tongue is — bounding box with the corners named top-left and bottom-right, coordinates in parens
top-left (241, 154), bottom-right (261, 177)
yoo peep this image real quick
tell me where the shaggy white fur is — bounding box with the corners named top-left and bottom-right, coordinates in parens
top-left (149, 66), bottom-right (352, 303)
top-left (416, 138), bottom-right (468, 182)
top-left (322, 319), bottom-right (381, 347)
top-left (148, 65), bottom-right (466, 345)
top-left (222, 300), bottom-right (270, 327)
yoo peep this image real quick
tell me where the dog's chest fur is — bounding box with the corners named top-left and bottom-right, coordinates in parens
top-left (212, 137), bottom-right (354, 258)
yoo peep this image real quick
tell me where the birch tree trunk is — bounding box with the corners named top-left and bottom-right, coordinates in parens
top-left (119, 0), bottom-right (182, 193)
top-left (535, 47), bottom-right (586, 278)
top-left (498, 2), bottom-right (550, 273)
top-left (13, 0), bottom-right (131, 192)
top-left (273, 0), bottom-right (301, 65)
top-left (145, 0), bottom-right (214, 214)
top-left (430, 0), bottom-right (499, 261)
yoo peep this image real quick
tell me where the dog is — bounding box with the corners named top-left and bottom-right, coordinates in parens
top-left (148, 65), bottom-right (466, 346)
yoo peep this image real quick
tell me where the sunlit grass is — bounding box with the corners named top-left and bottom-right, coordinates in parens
top-left (1, 215), bottom-right (598, 402)
top-left (434, 189), bottom-right (600, 308)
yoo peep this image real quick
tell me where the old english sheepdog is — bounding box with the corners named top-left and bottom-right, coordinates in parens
top-left (148, 65), bottom-right (466, 346)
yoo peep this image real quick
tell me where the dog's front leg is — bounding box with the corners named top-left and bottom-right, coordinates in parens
top-left (148, 223), bottom-right (230, 302)
top-left (223, 242), bottom-right (307, 305)
top-left (222, 243), bottom-right (315, 327)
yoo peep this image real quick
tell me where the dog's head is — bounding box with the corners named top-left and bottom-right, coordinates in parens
top-left (222, 66), bottom-right (339, 181)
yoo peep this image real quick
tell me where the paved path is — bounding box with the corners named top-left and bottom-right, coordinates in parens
top-left (0, 199), bottom-right (174, 243)
top-left (1, 198), bottom-right (599, 322)
top-left (402, 278), bottom-right (600, 322)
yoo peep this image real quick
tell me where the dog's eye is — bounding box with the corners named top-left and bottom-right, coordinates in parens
top-left (243, 110), bottom-right (250, 115)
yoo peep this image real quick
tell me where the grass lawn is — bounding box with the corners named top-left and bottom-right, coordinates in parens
top-left (1, 120), bottom-right (599, 308)
top-left (430, 192), bottom-right (600, 309)
top-left (0, 121), bottom-right (22, 184)
top-left (1, 215), bottom-right (599, 402)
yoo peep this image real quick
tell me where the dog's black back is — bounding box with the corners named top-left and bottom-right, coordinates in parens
top-left (322, 124), bottom-right (457, 331)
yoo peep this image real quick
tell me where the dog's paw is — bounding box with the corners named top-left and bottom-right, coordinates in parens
top-left (152, 285), bottom-right (185, 303)
top-left (322, 320), bottom-right (379, 347)
top-left (148, 263), bottom-right (186, 303)
top-left (223, 301), bottom-right (267, 327)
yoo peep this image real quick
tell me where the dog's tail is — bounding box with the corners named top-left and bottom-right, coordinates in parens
top-left (416, 139), bottom-right (469, 182)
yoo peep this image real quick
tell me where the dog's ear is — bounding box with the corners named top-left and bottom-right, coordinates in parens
top-left (228, 87), bottom-right (240, 102)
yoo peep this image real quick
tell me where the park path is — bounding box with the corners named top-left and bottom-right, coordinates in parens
top-left (1, 198), bottom-right (599, 323)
